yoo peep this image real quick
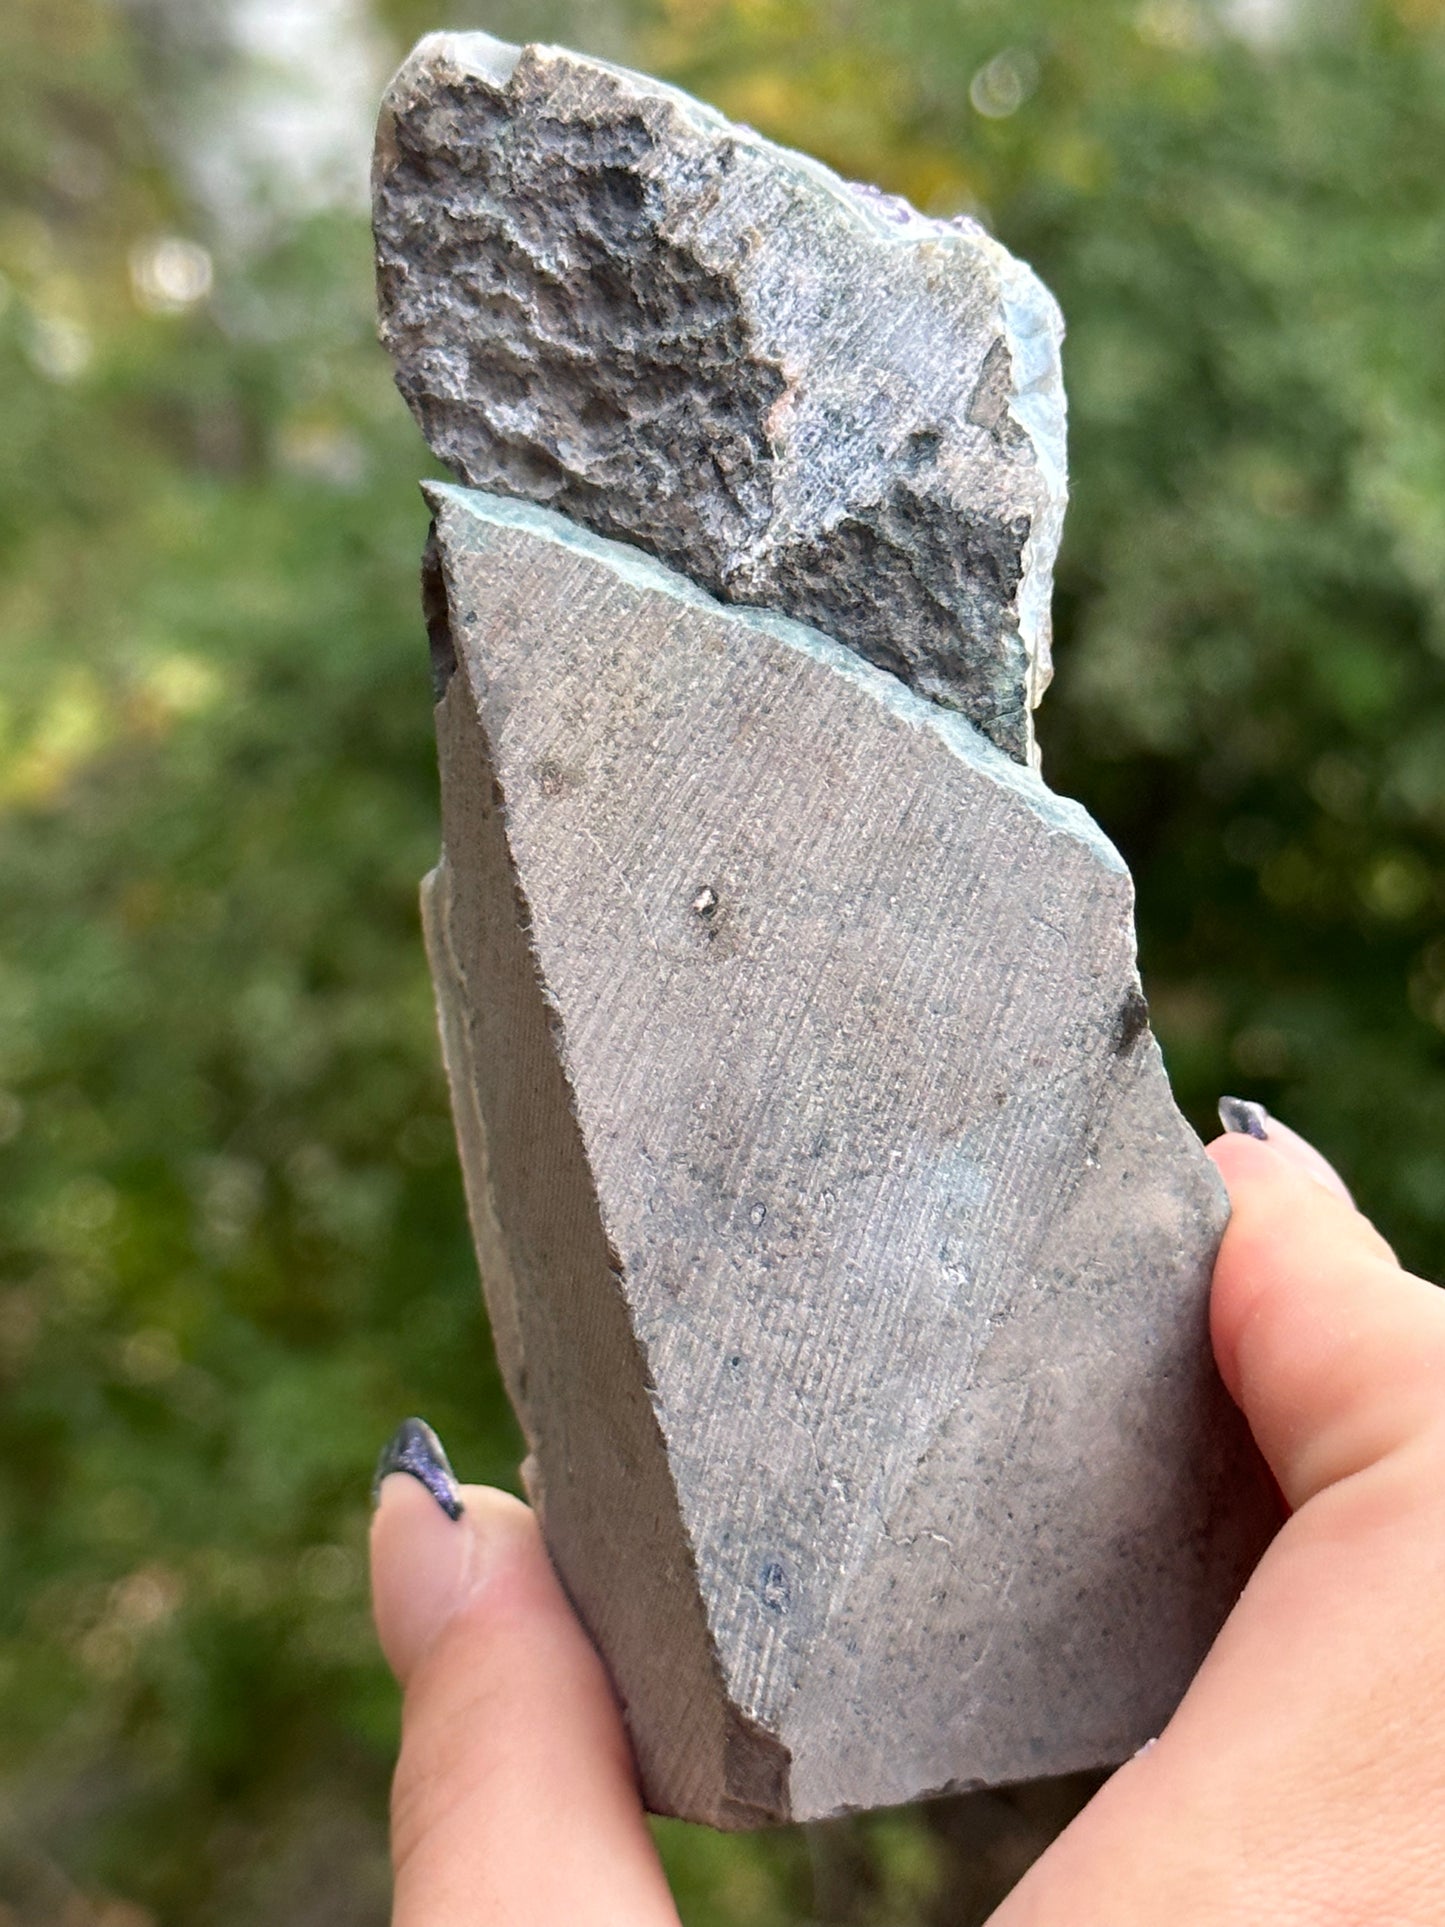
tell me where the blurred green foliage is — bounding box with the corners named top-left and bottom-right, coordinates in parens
top-left (0, 0), bottom-right (1441, 1921)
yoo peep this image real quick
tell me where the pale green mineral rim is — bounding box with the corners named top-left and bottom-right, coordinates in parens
top-left (424, 481), bottom-right (1126, 881)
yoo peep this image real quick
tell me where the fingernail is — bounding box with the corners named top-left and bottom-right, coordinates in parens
top-left (373, 1416), bottom-right (464, 1520)
top-left (1215, 1098), bottom-right (1356, 1205)
top-left (1218, 1095), bottom-right (1269, 1141)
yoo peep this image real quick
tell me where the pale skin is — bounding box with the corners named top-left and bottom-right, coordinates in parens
top-left (370, 1126), bottom-right (1445, 1925)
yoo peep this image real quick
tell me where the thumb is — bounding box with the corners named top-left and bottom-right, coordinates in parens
top-left (1208, 1128), bottom-right (1445, 1511)
top-left (369, 1420), bottom-right (679, 1927)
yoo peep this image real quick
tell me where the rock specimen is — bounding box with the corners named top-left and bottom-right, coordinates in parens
top-left (419, 483), bottom-right (1277, 1826)
top-left (374, 31), bottom-right (1066, 764)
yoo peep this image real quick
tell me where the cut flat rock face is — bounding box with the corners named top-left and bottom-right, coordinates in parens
top-left (421, 484), bottom-right (1277, 1827)
top-left (375, 32), bottom-right (1065, 764)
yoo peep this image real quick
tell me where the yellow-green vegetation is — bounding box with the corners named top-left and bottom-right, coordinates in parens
top-left (1, 0), bottom-right (1443, 1921)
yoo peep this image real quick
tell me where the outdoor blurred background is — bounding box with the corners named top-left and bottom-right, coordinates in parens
top-left (1, 0), bottom-right (1443, 1919)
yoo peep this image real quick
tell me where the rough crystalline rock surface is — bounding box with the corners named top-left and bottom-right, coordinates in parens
top-left (375, 31), bottom-right (1066, 763)
top-left (419, 483), bottom-right (1277, 1827)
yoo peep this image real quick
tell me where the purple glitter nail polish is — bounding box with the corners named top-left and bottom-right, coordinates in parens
top-left (1218, 1096), bottom-right (1269, 1142)
top-left (373, 1416), bottom-right (463, 1520)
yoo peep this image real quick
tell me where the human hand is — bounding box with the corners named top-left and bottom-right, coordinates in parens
top-left (369, 1110), bottom-right (1445, 1925)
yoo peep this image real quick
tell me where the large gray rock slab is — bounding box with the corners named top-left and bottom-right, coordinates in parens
top-left (375, 31), bottom-right (1066, 764)
top-left (420, 482), bottom-right (1277, 1827)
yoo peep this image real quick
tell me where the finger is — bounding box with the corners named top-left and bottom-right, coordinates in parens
top-left (370, 1421), bottom-right (679, 1927)
top-left (1217, 1095), bottom-right (1352, 1203)
top-left (1207, 1135), bottom-right (1445, 1510)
